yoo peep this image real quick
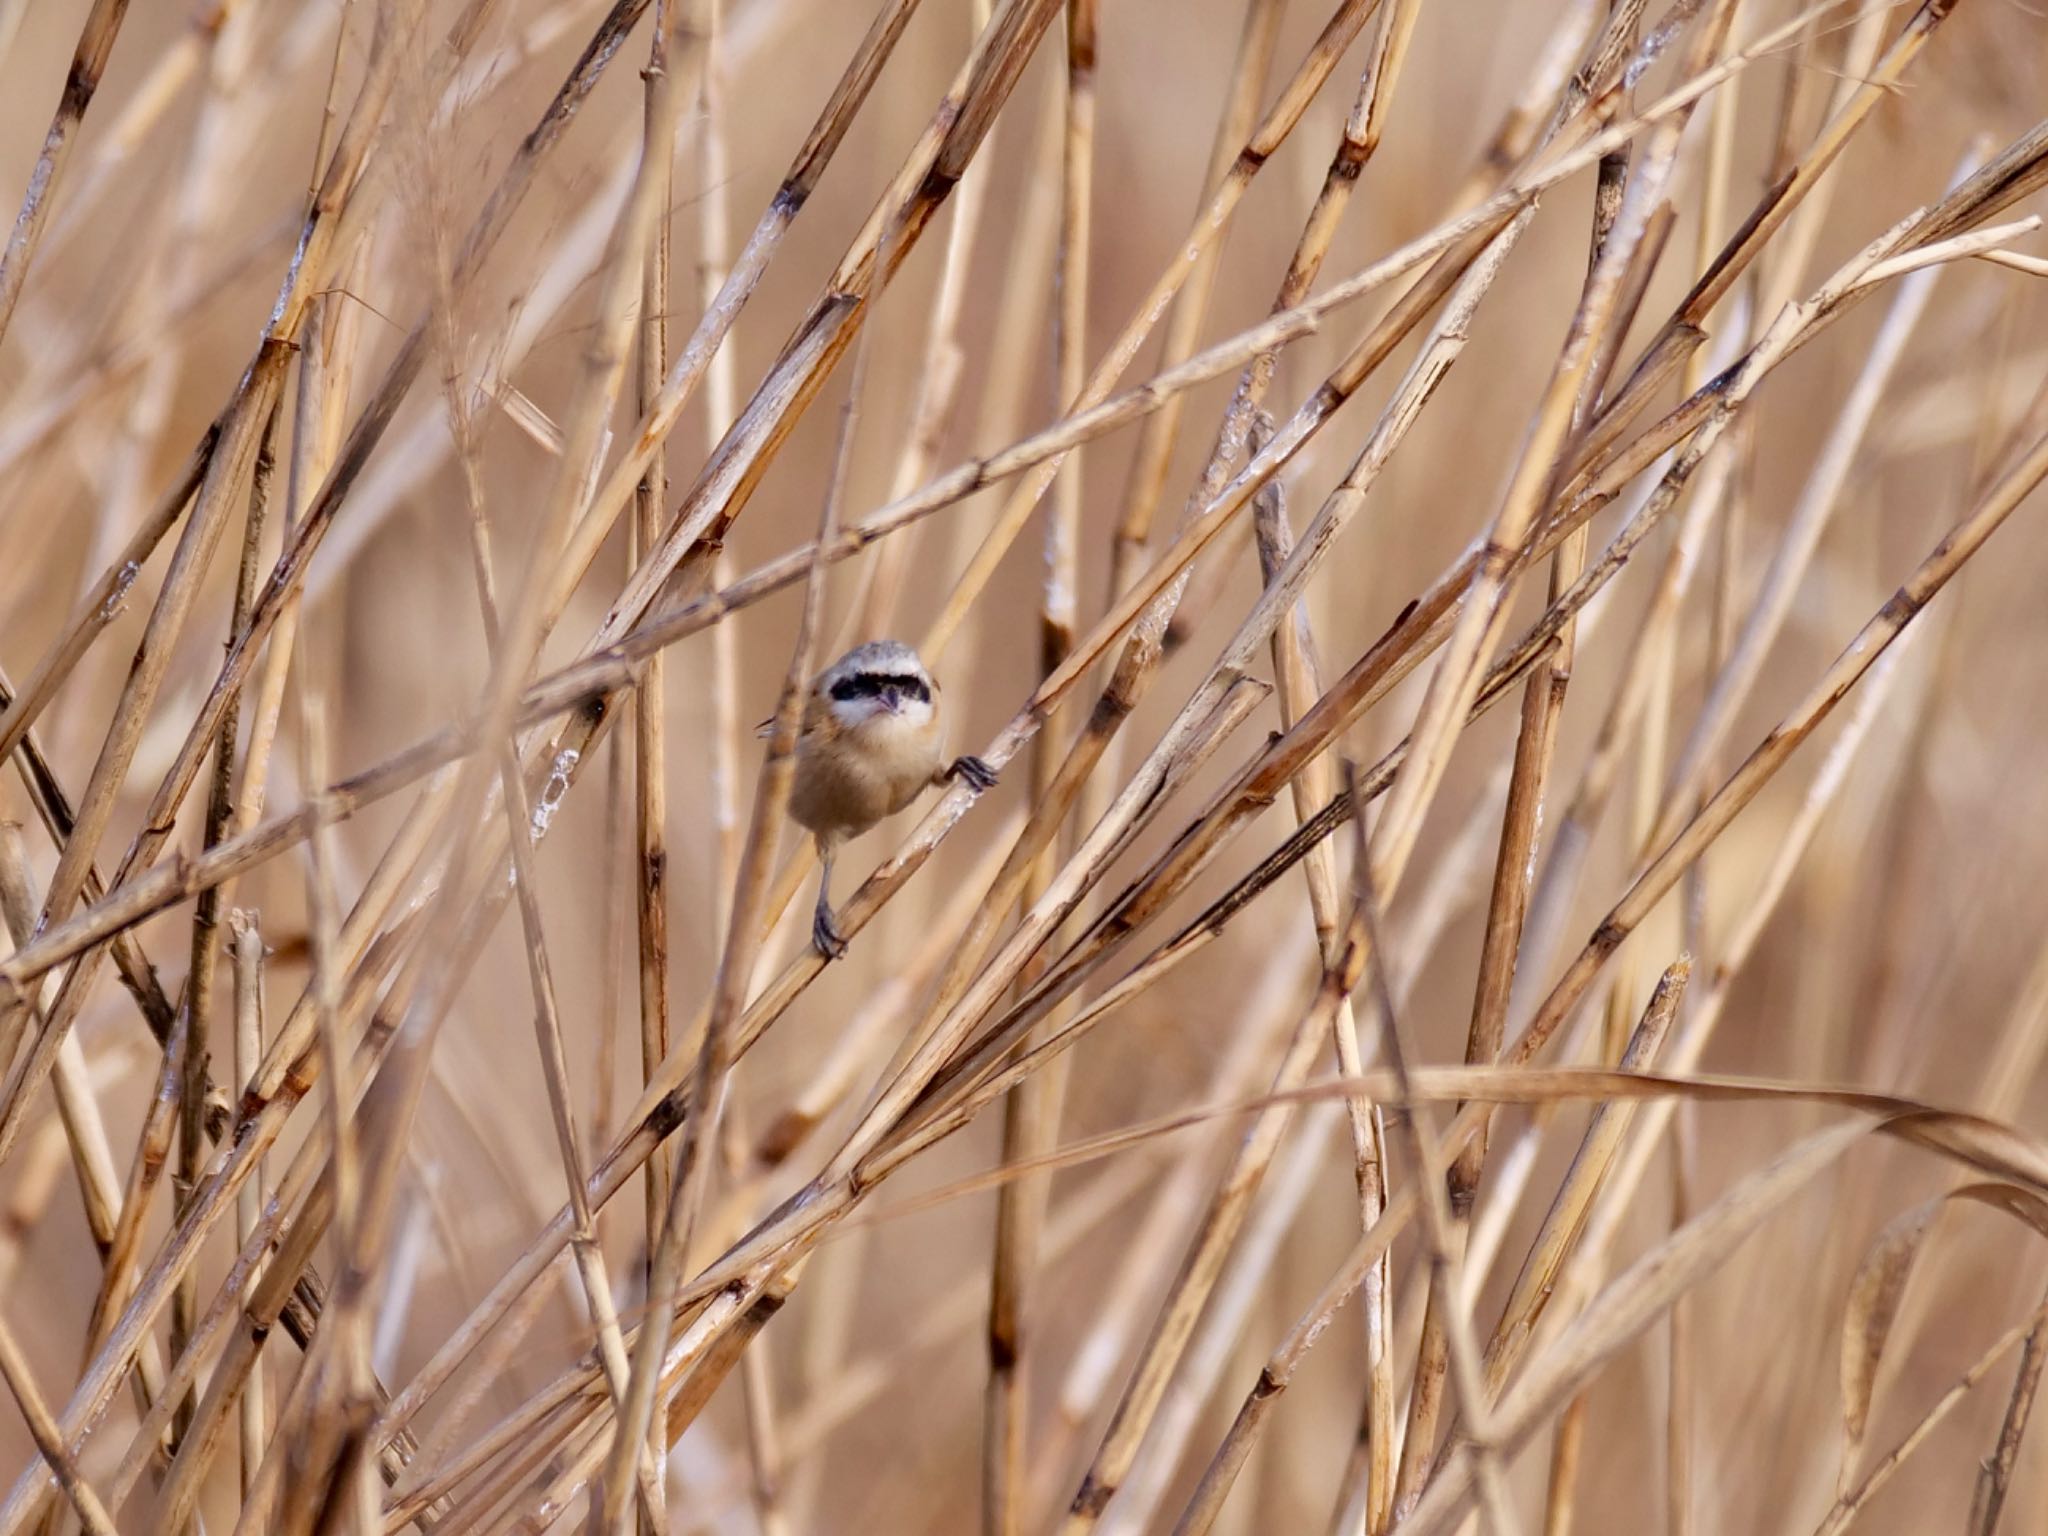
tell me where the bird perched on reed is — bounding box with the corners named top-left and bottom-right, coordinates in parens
top-left (784, 639), bottom-right (996, 959)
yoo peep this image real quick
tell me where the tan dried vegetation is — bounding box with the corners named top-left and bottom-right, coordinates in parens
top-left (1, 0), bottom-right (2047, 1531)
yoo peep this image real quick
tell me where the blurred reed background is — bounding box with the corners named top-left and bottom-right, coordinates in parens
top-left (1, 0), bottom-right (2047, 1531)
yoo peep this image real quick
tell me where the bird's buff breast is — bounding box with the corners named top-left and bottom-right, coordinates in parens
top-left (790, 719), bottom-right (939, 837)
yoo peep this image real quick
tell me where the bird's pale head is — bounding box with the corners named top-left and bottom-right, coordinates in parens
top-left (814, 639), bottom-right (939, 734)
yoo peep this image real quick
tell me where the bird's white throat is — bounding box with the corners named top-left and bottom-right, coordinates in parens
top-left (834, 697), bottom-right (935, 733)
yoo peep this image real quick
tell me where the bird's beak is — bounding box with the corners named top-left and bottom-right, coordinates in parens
top-left (880, 687), bottom-right (904, 715)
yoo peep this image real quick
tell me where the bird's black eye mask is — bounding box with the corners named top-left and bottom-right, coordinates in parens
top-left (829, 672), bottom-right (931, 704)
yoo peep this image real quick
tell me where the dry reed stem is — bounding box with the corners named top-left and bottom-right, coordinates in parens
top-left (0, 1311), bottom-right (114, 1536)
top-left (0, 828), bottom-right (115, 1263)
top-left (1103, 0), bottom-right (1292, 589)
top-left (916, 0), bottom-right (1383, 661)
top-left (633, 2), bottom-right (678, 1399)
top-left (0, 825), bottom-right (174, 1423)
top-left (1494, 673), bottom-right (1920, 1450)
top-left (1539, 1391), bottom-right (1588, 1536)
top-left (1160, 827), bottom-right (1467, 1535)
top-left (1405, 1118), bottom-right (1874, 1536)
top-left (839, 26), bottom-right (994, 651)
top-left (1391, 0), bottom-right (1680, 1490)
top-left (0, 429), bottom-right (214, 773)
top-left (1480, 960), bottom-right (1691, 1397)
top-left (1148, 9), bottom-right (1428, 1510)
top-left (1507, 410), bottom-right (2048, 1081)
top-left (780, 1162), bottom-right (1151, 1470)
top-left (168, 385), bottom-right (280, 1481)
top-left (494, 637), bottom-right (666, 1529)
top-left (1251, 414), bottom-right (1395, 1511)
top-left (1341, 802), bottom-right (1521, 1536)
top-left (1367, 0), bottom-right (1726, 953)
top-left (1508, 630), bottom-right (1926, 1480)
top-left (1815, 1294), bottom-right (2048, 1536)
top-left (488, 20), bottom-right (710, 1522)
top-left (1036, 937), bottom-right (1319, 1494)
top-left (228, 912), bottom-right (266, 1500)
top-left (982, 0), bottom-right (1104, 1526)
top-left (0, 0), bottom-right (131, 352)
top-left (1484, 141), bottom-right (1982, 1515)
top-left (708, 188), bottom-right (791, 1536)
top-left (573, 0), bottom-right (1051, 666)
top-left (1163, 1114), bottom-right (1351, 1536)
top-left (1649, 194), bottom-right (1974, 855)
top-left (1093, 767), bottom-right (1503, 1536)
top-left (1404, 1090), bottom-right (2048, 1536)
top-left (1968, 1285), bottom-right (2048, 1536)
top-left (1422, 533), bottom-right (2009, 1521)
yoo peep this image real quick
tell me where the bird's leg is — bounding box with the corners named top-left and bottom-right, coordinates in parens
top-left (811, 836), bottom-right (848, 960)
top-left (939, 755), bottom-right (998, 792)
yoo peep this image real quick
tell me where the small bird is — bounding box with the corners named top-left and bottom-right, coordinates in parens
top-left (782, 639), bottom-right (996, 960)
